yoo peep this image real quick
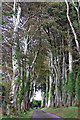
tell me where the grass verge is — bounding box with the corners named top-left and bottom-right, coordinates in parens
top-left (42, 106), bottom-right (78, 118)
top-left (2, 108), bottom-right (34, 120)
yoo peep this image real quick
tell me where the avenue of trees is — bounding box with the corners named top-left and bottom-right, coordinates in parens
top-left (1, 1), bottom-right (80, 116)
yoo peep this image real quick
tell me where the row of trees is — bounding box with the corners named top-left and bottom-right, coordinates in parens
top-left (1, 1), bottom-right (80, 117)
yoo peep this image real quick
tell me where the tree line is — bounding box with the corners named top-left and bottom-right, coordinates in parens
top-left (1, 1), bottom-right (80, 116)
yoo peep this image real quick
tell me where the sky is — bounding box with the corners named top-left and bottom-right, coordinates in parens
top-left (34, 90), bottom-right (42, 100)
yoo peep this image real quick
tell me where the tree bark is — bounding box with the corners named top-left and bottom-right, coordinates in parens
top-left (48, 50), bottom-right (54, 107)
top-left (12, 2), bottom-right (21, 108)
top-left (46, 76), bottom-right (48, 107)
top-left (2, 100), bottom-right (7, 115)
top-left (68, 30), bottom-right (73, 106)
top-left (62, 38), bottom-right (66, 107)
top-left (41, 92), bottom-right (45, 107)
top-left (65, 0), bottom-right (80, 55)
top-left (78, 0), bottom-right (80, 27)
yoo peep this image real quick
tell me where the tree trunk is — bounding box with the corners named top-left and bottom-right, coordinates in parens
top-left (19, 100), bottom-right (22, 112)
top-left (23, 34), bottom-right (30, 111)
top-left (48, 75), bottom-right (53, 107)
top-left (26, 71), bottom-right (30, 110)
top-left (65, 66), bottom-right (68, 106)
top-left (7, 104), bottom-right (11, 115)
top-left (65, 0), bottom-right (80, 55)
top-left (78, 0), bottom-right (80, 27)
top-left (12, 2), bottom-right (21, 108)
top-left (41, 92), bottom-right (45, 107)
top-left (24, 99), bottom-right (27, 112)
top-left (68, 30), bottom-right (73, 106)
top-left (2, 101), bottom-right (7, 115)
top-left (46, 76), bottom-right (48, 107)
top-left (62, 38), bottom-right (66, 107)
top-left (48, 50), bottom-right (54, 107)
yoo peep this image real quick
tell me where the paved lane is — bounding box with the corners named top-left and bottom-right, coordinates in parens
top-left (31, 109), bottom-right (64, 120)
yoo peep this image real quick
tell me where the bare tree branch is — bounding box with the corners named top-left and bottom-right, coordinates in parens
top-left (30, 49), bottom-right (40, 70)
top-left (21, 11), bottom-right (41, 28)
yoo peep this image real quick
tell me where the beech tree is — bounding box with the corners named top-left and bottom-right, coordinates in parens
top-left (1, 2), bottom-right (80, 117)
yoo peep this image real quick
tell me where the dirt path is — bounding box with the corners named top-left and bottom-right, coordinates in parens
top-left (31, 109), bottom-right (64, 120)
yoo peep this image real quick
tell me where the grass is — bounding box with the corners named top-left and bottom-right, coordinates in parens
top-left (42, 106), bottom-right (78, 118)
top-left (17, 108), bottom-right (34, 118)
top-left (2, 108), bottom-right (34, 120)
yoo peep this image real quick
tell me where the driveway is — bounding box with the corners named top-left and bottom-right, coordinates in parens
top-left (31, 109), bottom-right (64, 120)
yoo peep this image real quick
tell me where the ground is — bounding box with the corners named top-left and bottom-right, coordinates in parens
top-left (1, 108), bottom-right (34, 120)
top-left (1, 107), bottom-right (79, 119)
top-left (42, 106), bottom-right (78, 118)
top-left (31, 109), bottom-right (63, 119)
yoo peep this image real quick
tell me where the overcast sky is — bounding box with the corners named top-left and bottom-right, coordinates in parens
top-left (34, 90), bottom-right (42, 100)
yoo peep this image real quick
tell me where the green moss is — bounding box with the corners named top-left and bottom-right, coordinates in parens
top-left (14, 73), bottom-right (20, 84)
top-left (67, 71), bottom-right (74, 94)
top-left (13, 50), bottom-right (20, 61)
top-left (46, 91), bottom-right (49, 104)
top-left (75, 66), bottom-right (80, 100)
top-left (26, 72), bottom-right (30, 92)
top-left (58, 78), bottom-right (62, 91)
top-left (15, 66), bottom-right (21, 71)
top-left (49, 84), bottom-right (52, 96)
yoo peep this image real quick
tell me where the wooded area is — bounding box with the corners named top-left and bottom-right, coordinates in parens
top-left (1, 1), bottom-right (80, 118)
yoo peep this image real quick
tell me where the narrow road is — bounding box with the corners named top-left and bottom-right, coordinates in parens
top-left (31, 109), bottom-right (64, 120)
